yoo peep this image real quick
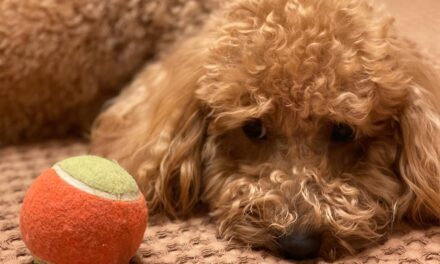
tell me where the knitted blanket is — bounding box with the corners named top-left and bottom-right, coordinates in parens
top-left (0, 140), bottom-right (439, 264)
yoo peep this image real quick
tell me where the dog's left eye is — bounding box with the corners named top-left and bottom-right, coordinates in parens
top-left (331, 123), bottom-right (354, 142)
top-left (242, 119), bottom-right (267, 140)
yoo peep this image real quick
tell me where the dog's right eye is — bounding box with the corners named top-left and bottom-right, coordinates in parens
top-left (242, 119), bottom-right (267, 140)
top-left (331, 123), bottom-right (354, 142)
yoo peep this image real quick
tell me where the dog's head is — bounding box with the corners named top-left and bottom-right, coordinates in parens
top-left (92, 0), bottom-right (440, 260)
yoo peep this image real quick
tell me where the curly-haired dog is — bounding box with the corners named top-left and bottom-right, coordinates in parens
top-left (91, 0), bottom-right (440, 260)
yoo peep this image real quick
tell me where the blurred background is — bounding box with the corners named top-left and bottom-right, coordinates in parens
top-left (384, 0), bottom-right (440, 60)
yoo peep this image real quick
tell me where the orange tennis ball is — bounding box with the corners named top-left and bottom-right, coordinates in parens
top-left (20, 155), bottom-right (148, 264)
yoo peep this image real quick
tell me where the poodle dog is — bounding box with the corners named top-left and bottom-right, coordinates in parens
top-left (91, 0), bottom-right (440, 260)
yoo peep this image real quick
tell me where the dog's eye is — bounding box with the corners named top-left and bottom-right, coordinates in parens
top-left (242, 119), bottom-right (267, 140)
top-left (331, 123), bottom-right (354, 142)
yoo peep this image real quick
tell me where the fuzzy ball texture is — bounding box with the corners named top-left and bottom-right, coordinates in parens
top-left (19, 155), bottom-right (148, 264)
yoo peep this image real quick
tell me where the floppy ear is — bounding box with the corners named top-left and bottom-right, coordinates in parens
top-left (396, 42), bottom-right (440, 223)
top-left (91, 37), bottom-right (209, 217)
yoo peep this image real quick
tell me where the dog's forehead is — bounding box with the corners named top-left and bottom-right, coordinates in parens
top-left (198, 0), bottom-right (406, 129)
top-left (200, 0), bottom-right (382, 114)
top-left (202, 40), bottom-right (373, 125)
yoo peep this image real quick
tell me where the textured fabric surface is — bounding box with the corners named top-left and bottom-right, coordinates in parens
top-left (0, 140), bottom-right (440, 264)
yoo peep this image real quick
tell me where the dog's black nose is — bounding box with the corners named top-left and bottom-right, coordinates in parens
top-left (277, 233), bottom-right (321, 260)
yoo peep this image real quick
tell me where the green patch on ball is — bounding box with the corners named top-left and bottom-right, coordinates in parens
top-left (56, 155), bottom-right (138, 195)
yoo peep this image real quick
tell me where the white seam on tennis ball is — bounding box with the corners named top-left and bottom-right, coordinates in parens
top-left (53, 165), bottom-right (140, 201)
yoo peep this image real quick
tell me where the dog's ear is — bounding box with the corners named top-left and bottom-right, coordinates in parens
top-left (91, 37), bottom-right (209, 217)
top-left (395, 42), bottom-right (440, 223)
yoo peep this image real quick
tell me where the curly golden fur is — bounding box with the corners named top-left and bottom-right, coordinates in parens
top-left (91, 0), bottom-right (440, 260)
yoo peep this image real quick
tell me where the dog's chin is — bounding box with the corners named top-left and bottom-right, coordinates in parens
top-left (202, 166), bottom-right (396, 260)
top-left (213, 217), bottom-right (389, 261)
top-left (206, 183), bottom-right (392, 261)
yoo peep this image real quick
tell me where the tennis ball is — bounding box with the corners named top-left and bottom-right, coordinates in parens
top-left (20, 155), bottom-right (148, 264)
